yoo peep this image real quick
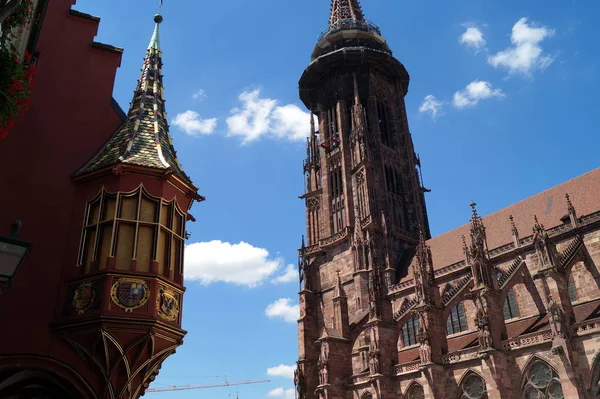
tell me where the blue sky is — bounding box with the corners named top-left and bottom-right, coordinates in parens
top-left (76, 0), bottom-right (599, 398)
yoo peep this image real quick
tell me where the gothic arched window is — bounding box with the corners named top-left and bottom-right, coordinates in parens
top-left (446, 303), bottom-right (468, 335)
top-left (376, 99), bottom-right (392, 147)
top-left (401, 316), bottom-right (420, 347)
top-left (568, 276), bottom-right (577, 303)
top-left (503, 289), bottom-right (520, 320)
top-left (522, 360), bottom-right (564, 399)
top-left (459, 372), bottom-right (487, 399)
top-left (406, 383), bottom-right (424, 399)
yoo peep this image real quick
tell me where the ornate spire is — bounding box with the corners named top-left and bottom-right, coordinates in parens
top-left (566, 193), bottom-right (578, 226)
top-left (333, 271), bottom-right (346, 298)
top-left (469, 202), bottom-right (487, 255)
top-left (74, 12), bottom-right (194, 187)
top-left (298, 235), bottom-right (311, 291)
top-left (462, 235), bottom-right (471, 264)
top-left (468, 202), bottom-right (492, 288)
top-left (329, 0), bottom-right (364, 25)
top-left (413, 228), bottom-right (435, 305)
top-left (353, 72), bottom-right (361, 105)
top-left (533, 215), bottom-right (545, 235)
top-left (509, 214), bottom-right (520, 247)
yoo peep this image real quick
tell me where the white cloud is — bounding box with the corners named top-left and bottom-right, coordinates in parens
top-left (488, 17), bottom-right (555, 76)
top-left (272, 264), bottom-right (297, 284)
top-left (184, 240), bottom-right (286, 287)
top-left (266, 364), bottom-right (296, 379)
top-left (418, 95), bottom-right (444, 118)
top-left (192, 89), bottom-right (207, 100)
top-left (172, 110), bottom-right (217, 135)
top-left (226, 89), bottom-right (310, 144)
top-left (453, 80), bottom-right (505, 109)
top-left (460, 26), bottom-right (486, 50)
top-left (267, 387), bottom-right (295, 399)
top-left (265, 298), bottom-right (299, 323)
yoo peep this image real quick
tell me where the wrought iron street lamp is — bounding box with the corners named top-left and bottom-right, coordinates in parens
top-left (0, 220), bottom-right (32, 294)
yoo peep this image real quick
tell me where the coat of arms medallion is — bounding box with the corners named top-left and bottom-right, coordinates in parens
top-left (110, 278), bottom-right (150, 312)
top-left (157, 287), bottom-right (179, 322)
top-left (72, 281), bottom-right (98, 315)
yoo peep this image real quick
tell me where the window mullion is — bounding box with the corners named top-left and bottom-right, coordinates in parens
top-left (92, 192), bottom-right (105, 261)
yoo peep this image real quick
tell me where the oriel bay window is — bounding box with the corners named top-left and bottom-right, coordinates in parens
top-left (78, 186), bottom-right (186, 277)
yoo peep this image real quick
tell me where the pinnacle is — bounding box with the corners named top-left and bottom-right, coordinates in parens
top-left (329, 0), bottom-right (364, 26)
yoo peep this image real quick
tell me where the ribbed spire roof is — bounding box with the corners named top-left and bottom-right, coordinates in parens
top-left (75, 13), bottom-right (194, 187)
top-left (329, 0), bottom-right (364, 25)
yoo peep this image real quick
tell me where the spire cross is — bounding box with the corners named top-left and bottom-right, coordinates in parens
top-left (158, 0), bottom-right (163, 14)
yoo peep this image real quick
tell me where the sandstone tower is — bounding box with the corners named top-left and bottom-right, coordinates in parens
top-left (294, 1), bottom-right (600, 399)
top-left (296, 0), bottom-right (431, 397)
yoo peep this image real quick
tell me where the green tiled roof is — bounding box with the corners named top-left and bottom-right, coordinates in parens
top-left (74, 16), bottom-right (195, 188)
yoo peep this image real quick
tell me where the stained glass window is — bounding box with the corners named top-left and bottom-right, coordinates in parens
top-left (503, 289), bottom-right (520, 320)
top-left (407, 384), bottom-right (424, 399)
top-left (460, 373), bottom-right (487, 399)
top-left (568, 276), bottom-right (577, 303)
top-left (446, 302), bottom-right (468, 335)
top-left (522, 361), bottom-right (564, 399)
top-left (402, 316), bottom-right (419, 347)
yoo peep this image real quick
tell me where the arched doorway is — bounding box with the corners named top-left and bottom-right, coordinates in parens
top-left (0, 368), bottom-right (84, 399)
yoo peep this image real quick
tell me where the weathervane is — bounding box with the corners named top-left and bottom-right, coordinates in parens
top-left (158, 0), bottom-right (163, 14)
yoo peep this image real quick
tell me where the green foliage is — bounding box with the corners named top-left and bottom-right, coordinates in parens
top-left (0, 0), bottom-right (38, 140)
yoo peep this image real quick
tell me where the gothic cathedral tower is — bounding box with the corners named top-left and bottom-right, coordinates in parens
top-left (296, 1), bottom-right (430, 398)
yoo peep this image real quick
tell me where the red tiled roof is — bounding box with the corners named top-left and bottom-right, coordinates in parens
top-left (447, 332), bottom-right (477, 352)
top-left (397, 347), bottom-right (420, 363)
top-left (505, 315), bottom-right (549, 338)
top-left (573, 300), bottom-right (600, 323)
top-left (427, 168), bottom-right (600, 269)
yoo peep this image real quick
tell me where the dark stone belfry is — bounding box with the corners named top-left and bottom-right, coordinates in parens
top-left (296, 0), bottom-right (430, 398)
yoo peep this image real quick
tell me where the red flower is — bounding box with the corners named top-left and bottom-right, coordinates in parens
top-left (0, 128), bottom-right (8, 140)
top-left (10, 78), bottom-right (23, 92)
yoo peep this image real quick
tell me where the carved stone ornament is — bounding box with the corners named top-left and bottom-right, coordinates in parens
top-left (419, 339), bottom-right (432, 365)
top-left (307, 197), bottom-right (320, 211)
top-left (547, 295), bottom-right (566, 338)
top-left (294, 362), bottom-right (306, 399)
top-left (110, 278), bottom-right (150, 312)
top-left (157, 286), bottom-right (180, 322)
top-left (72, 281), bottom-right (99, 315)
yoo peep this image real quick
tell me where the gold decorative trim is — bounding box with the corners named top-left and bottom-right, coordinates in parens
top-left (110, 278), bottom-right (150, 312)
top-left (157, 286), bottom-right (180, 322)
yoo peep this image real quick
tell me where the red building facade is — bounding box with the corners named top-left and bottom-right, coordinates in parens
top-left (295, 1), bottom-right (600, 398)
top-left (0, 1), bottom-right (201, 397)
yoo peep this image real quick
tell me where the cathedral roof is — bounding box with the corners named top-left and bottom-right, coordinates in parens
top-left (425, 167), bottom-right (600, 270)
top-left (74, 14), bottom-right (195, 188)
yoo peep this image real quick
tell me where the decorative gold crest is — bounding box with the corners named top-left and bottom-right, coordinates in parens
top-left (72, 281), bottom-right (98, 315)
top-left (157, 287), bottom-right (179, 322)
top-left (110, 278), bottom-right (150, 312)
